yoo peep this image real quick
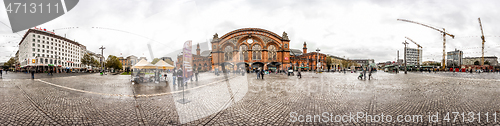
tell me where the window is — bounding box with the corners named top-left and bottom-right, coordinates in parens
top-left (32, 48), bottom-right (35, 51)
top-left (32, 53), bottom-right (35, 56)
top-left (37, 49), bottom-right (40, 52)
top-left (224, 46), bottom-right (233, 61)
top-left (37, 35), bottom-right (40, 38)
top-left (239, 45), bottom-right (248, 60)
top-left (252, 44), bottom-right (261, 60)
top-left (37, 40), bottom-right (40, 42)
top-left (33, 35), bottom-right (35, 37)
top-left (32, 39), bottom-right (35, 42)
top-left (37, 54), bottom-right (40, 57)
top-left (284, 44), bottom-right (288, 48)
top-left (42, 45), bottom-right (44, 48)
top-left (32, 43), bottom-right (35, 46)
top-left (268, 45), bottom-right (277, 60)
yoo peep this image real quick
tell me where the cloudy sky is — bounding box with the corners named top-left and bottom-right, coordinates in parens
top-left (1, 0), bottom-right (500, 63)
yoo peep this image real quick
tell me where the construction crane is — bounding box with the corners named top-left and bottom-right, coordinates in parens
top-left (397, 19), bottom-right (455, 70)
top-left (478, 18), bottom-right (486, 65)
top-left (405, 36), bottom-right (422, 66)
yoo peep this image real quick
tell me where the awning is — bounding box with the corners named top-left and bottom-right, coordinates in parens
top-left (154, 60), bottom-right (175, 70)
top-left (131, 59), bottom-right (157, 69)
top-left (48, 64), bottom-right (54, 66)
top-left (267, 62), bottom-right (282, 66)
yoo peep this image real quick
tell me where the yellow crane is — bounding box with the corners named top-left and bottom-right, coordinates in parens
top-left (397, 19), bottom-right (455, 70)
top-left (478, 18), bottom-right (486, 65)
top-left (405, 37), bottom-right (422, 66)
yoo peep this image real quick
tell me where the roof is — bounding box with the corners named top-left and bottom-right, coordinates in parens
top-left (464, 56), bottom-right (497, 59)
top-left (19, 29), bottom-right (85, 48)
top-left (131, 59), bottom-right (156, 69)
top-left (289, 49), bottom-right (302, 56)
top-left (200, 50), bottom-right (212, 57)
top-left (329, 55), bottom-right (345, 60)
top-left (218, 28), bottom-right (283, 40)
top-left (154, 60), bottom-right (174, 70)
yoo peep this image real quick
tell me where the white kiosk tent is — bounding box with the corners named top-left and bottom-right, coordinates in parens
top-left (131, 59), bottom-right (158, 84)
top-left (154, 60), bottom-right (175, 70)
top-left (154, 60), bottom-right (175, 82)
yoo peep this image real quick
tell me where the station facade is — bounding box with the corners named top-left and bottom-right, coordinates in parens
top-left (211, 28), bottom-right (291, 72)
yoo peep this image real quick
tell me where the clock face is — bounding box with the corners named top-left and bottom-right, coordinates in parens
top-left (247, 39), bottom-right (253, 44)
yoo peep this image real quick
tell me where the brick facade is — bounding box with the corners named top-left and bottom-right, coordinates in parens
top-left (211, 28), bottom-right (291, 72)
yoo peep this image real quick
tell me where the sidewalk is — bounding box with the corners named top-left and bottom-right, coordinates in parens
top-left (0, 72), bottom-right (94, 79)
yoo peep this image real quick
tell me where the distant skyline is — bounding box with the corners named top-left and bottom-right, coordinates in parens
top-left (1, 0), bottom-right (500, 63)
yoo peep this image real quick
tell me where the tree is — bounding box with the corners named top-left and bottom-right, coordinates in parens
top-left (81, 53), bottom-right (93, 67)
top-left (92, 59), bottom-right (101, 67)
top-left (326, 56), bottom-right (332, 71)
top-left (474, 61), bottom-right (480, 65)
top-left (3, 57), bottom-right (16, 69)
top-left (81, 53), bottom-right (101, 68)
top-left (105, 55), bottom-right (122, 70)
top-left (151, 58), bottom-right (160, 64)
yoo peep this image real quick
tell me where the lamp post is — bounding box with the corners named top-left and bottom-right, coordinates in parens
top-left (316, 48), bottom-right (320, 73)
top-left (99, 46), bottom-right (105, 73)
top-left (402, 41), bottom-right (409, 74)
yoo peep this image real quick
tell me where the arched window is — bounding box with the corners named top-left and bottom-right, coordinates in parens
top-left (268, 45), bottom-right (277, 61)
top-left (224, 46), bottom-right (233, 61)
top-left (239, 45), bottom-right (248, 60)
top-left (252, 44), bottom-right (261, 60)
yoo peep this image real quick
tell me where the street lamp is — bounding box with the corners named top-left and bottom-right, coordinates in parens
top-left (316, 48), bottom-right (320, 73)
top-left (402, 41), bottom-right (409, 74)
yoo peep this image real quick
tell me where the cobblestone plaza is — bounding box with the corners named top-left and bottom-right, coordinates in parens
top-left (1, 72), bottom-right (500, 125)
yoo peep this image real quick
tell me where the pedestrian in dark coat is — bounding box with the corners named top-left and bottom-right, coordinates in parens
top-left (261, 70), bottom-right (265, 79)
top-left (177, 69), bottom-right (184, 86)
top-left (256, 69), bottom-right (260, 79)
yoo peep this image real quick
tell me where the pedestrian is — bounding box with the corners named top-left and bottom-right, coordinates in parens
top-left (172, 69), bottom-right (177, 85)
top-left (195, 69), bottom-right (199, 81)
top-left (50, 69), bottom-right (53, 76)
top-left (164, 73), bottom-right (167, 82)
top-left (261, 69), bottom-right (265, 79)
top-left (363, 67), bottom-right (367, 80)
top-left (297, 70), bottom-right (302, 79)
top-left (256, 69), bottom-right (260, 79)
top-left (368, 69), bottom-right (372, 80)
top-left (31, 69), bottom-right (35, 79)
top-left (0, 69), bottom-right (3, 77)
top-left (177, 68), bottom-right (184, 86)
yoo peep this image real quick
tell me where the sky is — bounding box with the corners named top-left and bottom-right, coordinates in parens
top-left (1, 0), bottom-right (500, 63)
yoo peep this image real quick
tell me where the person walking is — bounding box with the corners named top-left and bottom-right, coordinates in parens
top-left (172, 69), bottom-right (177, 85)
top-left (261, 69), bottom-right (265, 79)
top-left (0, 69), bottom-right (3, 77)
top-left (363, 67), bottom-right (367, 80)
top-left (256, 69), bottom-right (260, 79)
top-left (297, 70), bottom-right (302, 79)
top-left (31, 68), bottom-right (35, 79)
top-left (368, 69), bottom-right (372, 80)
top-left (177, 68), bottom-right (184, 86)
top-left (195, 69), bottom-right (199, 81)
top-left (164, 73), bottom-right (168, 82)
